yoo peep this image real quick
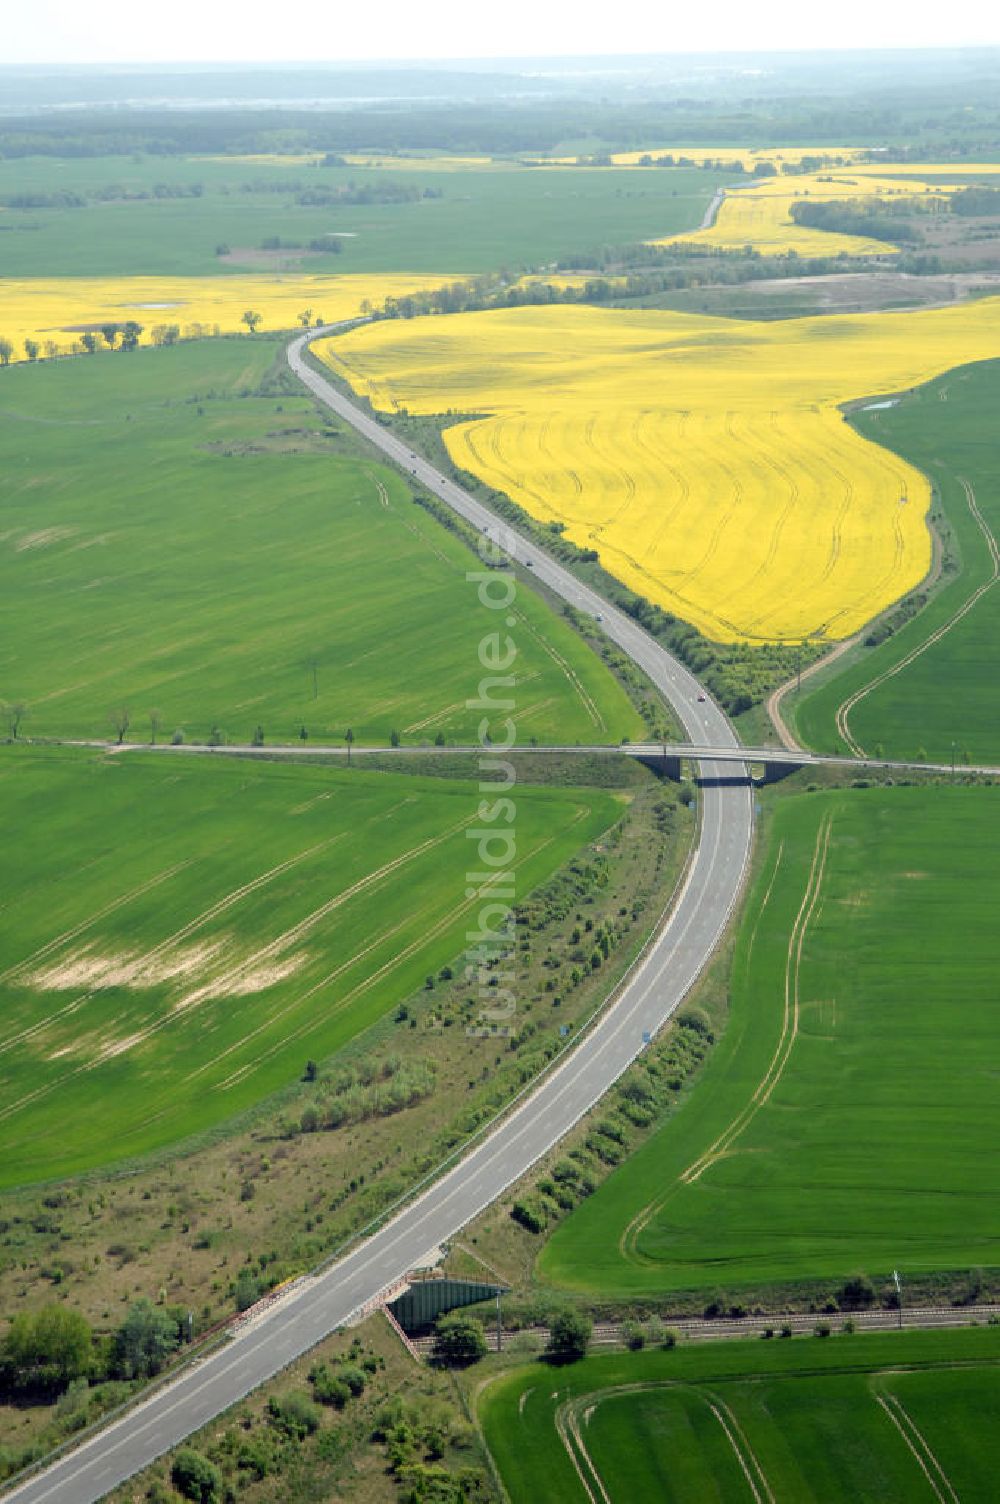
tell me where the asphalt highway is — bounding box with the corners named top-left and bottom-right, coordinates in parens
top-left (3, 331), bottom-right (753, 1502)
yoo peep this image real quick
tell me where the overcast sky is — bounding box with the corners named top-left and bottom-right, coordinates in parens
top-left (5, 0), bottom-right (999, 66)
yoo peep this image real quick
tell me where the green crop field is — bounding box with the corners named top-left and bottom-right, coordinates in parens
top-left (793, 360), bottom-right (1000, 764)
top-left (0, 745), bottom-right (620, 1186)
top-left (0, 337), bottom-right (641, 745)
top-left (0, 154), bottom-right (722, 277)
top-left (539, 785), bottom-right (1000, 1297)
top-left (480, 1328), bottom-right (1000, 1504)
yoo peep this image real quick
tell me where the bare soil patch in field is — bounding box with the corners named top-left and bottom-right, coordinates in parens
top-left (728, 269), bottom-right (1000, 314)
top-left (919, 212), bottom-right (1000, 266)
top-left (217, 246), bottom-right (325, 268)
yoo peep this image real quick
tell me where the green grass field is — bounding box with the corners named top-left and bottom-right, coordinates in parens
top-left (480, 1328), bottom-right (1000, 1504)
top-left (0, 337), bottom-right (640, 745)
top-left (793, 360), bottom-right (1000, 763)
top-left (538, 784), bottom-right (1000, 1296)
top-left (0, 154), bottom-right (721, 277)
top-left (0, 745), bottom-right (620, 1186)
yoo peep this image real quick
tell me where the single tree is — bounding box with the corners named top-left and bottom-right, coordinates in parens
top-left (110, 1299), bottom-right (178, 1380)
top-left (0, 338), bottom-right (14, 366)
top-left (110, 706), bottom-right (130, 744)
top-left (148, 708), bottom-right (161, 745)
top-left (44, 339), bottom-right (60, 360)
top-left (4, 701), bottom-right (27, 740)
top-left (345, 727), bottom-right (355, 766)
top-left (297, 308), bottom-right (314, 327)
top-left (241, 310), bottom-right (263, 334)
top-left (101, 324), bottom-right (119, 349)
top-left (545, 1308), bottom-right (592, 1364)
top-left (299, 725), bottom-right (309, 742)
top-left (23, 339), bottom-right (40, 362)
top-left (432, 1312), bottom-right (488, 1366)
top-left (119, 321), bottom-right (143, 351)
top-left (80, 332), bottom-right (99, 355)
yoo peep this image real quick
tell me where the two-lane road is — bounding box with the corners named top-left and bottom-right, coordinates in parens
top-left (3, 332), bottom-right (753, 1503)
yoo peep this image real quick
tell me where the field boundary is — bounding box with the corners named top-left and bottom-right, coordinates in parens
top-left (835, 477), bottom-right (1000, 754)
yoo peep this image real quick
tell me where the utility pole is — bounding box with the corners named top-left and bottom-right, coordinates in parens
top-left (893, 1269), bottom-right (903, 1329)
top-left (496, 1289), bottom-right (502, 1353)
top-left (952, 740), bottom-right (956, 779)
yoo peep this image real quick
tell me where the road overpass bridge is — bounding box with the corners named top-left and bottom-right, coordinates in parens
top-left (154, 738), bottom-right (993, 784)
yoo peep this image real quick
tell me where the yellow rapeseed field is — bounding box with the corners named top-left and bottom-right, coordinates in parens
top-left (660, 162), bottom-right (1000, 257)
top-left (0, 273), bottom-right (455, 363)
top-left (609, 145), bottom-right (870, 171)
top-left (320, 298), bottom-right (1000, 643)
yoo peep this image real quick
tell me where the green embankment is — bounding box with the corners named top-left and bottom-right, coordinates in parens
top-left (0, 338), bottom-right (640, 745)
top-left (539, 785), bottom-right (1000, 1295)
top-left (480, 1329), bottom-right (1000, 1504)
top-left (0, 745), bottom-right (620, 1186)
top-left (794, 359), bottom-right (1000, 763)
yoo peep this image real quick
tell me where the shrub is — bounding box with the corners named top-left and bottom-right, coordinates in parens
top-left (234, 1271), bottom-right (261, 1313)
top-left (433, 1313), bottom-right (488, 1367)
top-left (110, 1300), bottom-right (178, 1380)
top-left (838, 1277), bottom-right (872, 1311)
top-left (311, 1366), bottom-right (350, 1408)
top-left (171, 1449), bottom-right (221, 1503)
top-left (510, 1199), bottom-right (546, 1235)
top-left (1, 1306), bottom-right (92, 1396)
top-left (545, 1309), bottom-right (592, 1364)
top-left (339, 1364), bottom-right (367, 1396)
top-left (645, 1314), bottom-right (665, 1346)
top-left (268, 1389), bottom-right (321, 1439)
top-left (677, 1006), bottom-right (713, 1040)
top-left (621, 1319), bottom-right (645, 1351)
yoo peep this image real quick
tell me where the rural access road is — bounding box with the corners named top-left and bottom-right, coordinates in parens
top-left (97, 735), bottom-right (1000, 782)
top-left (2, 333), bottom-right (753, 1503)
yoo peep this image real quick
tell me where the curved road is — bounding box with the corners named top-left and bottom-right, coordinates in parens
top-left (4, 331), bottom-right (753, 1503)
